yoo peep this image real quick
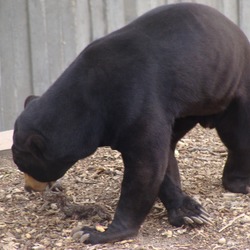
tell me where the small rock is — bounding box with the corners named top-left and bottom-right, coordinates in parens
top-left (227, 240), bottom-right (235, 247)
top-left (0, 222), bottom-right (6, 229)
top-left (5, 194), bottom-right (12, 200)
top-left (161, 230), bottom-right (173, 238)
top-left (12, 188), bottom-right (23, 193)
top-left (50, 233), bottom-right (58, 239)
top-left (32, 244), bottom-right (46, 250)
top-left (55, 241), bottom-right (63, 247)
top-left (218, 237), bottom-right (226, 244)
top-left (26, 233), bottom-right (32, 239)
top-left (40, 239), bottom-right (50, 246)
top-left (15, 194), bottom-right (28, 201)
top-left (240, 215), bottom-right (250, 224)
top-left (176, 228), bottom-right (187, 235)
top-left (0, 192), bottom-right (5, 201)
top-left (50, 203), bottom-right (58, 210)
top-left (223, 193), bottom-right (237, 200)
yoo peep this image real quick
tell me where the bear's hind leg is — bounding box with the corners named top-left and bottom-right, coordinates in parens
top-left (216, 99), bottom-right (250, 194)
top-left (159, 118), bottom-right (212, 226)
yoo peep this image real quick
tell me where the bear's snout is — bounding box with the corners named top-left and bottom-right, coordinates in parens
top-left (24, 174), bottom-right (53, 192)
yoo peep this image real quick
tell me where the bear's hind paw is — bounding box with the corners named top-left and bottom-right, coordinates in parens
top-left (168, 196), bottom-right (213, 227)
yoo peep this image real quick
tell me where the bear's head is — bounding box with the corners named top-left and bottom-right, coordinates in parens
top-left (12, 95), bottom-right (75, 192)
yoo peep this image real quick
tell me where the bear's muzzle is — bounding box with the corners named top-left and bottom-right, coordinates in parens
top-left (24, 174), bottom-right (54, 192)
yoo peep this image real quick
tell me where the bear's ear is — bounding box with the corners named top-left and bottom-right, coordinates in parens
top-left (24, 95), bottom-right (39, 108)
top-left (26, 134), bottom-right (46, 158)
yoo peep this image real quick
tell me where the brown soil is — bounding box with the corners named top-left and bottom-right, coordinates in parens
top-left (0, 125), bottom-right (249, 250)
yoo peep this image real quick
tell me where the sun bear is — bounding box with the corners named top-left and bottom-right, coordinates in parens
top-left (12, 3), bottom-right (250, 244)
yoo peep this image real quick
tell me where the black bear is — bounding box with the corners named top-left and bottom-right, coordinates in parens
top-left (12, 3), bottom-right (250, 244)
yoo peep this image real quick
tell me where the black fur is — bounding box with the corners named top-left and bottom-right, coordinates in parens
top-left (12, 3), bottom-right (250, 244)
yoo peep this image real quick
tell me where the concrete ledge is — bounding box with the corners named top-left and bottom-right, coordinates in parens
top-left (0, 130), bottom-right (13, 151)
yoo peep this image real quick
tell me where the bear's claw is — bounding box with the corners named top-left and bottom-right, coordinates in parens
top-left (183, 212), bottom-right (213, 226)
top-left (72, 226), bottom-right (91, 243)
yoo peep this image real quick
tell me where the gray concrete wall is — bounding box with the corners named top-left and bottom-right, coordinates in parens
top-left (1, 0), bottom-right (250, 131)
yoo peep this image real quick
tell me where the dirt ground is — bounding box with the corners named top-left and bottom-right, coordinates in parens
top-left (0, 125), bottom-right (250, 250)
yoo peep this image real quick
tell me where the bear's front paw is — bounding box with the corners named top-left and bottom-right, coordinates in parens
top-left (168, 196), bottom-right (213, 227)
top-left (71, 225), bottom-right (138, 244)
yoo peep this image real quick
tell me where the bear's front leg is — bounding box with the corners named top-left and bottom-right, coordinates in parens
top-left (73, 129), bottom-right (170, 244)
